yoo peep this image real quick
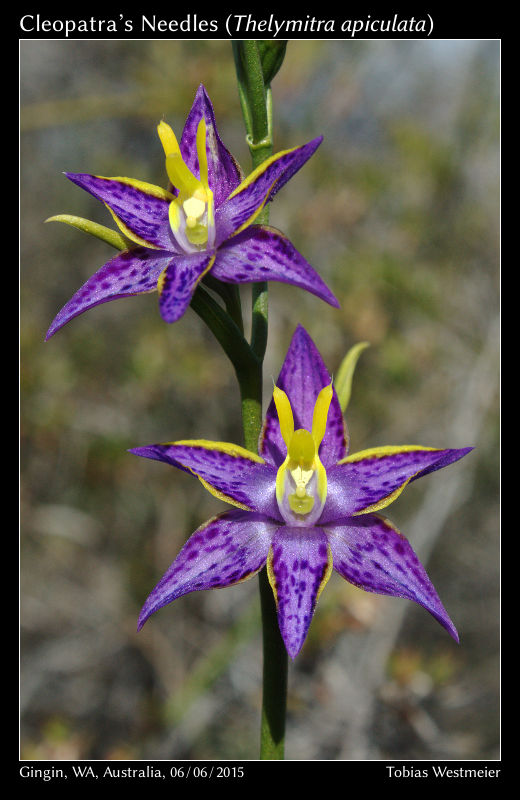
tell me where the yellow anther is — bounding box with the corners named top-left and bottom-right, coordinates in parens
top-left (183, 196), bottom-right (206, 221)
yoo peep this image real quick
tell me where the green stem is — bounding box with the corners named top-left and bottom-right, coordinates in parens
top-left (232, 40), bottom-right (288, 760)
top-left (197, 41), bottom-right (288, 759)
top-left (190, 286), bottom-right (253, 376)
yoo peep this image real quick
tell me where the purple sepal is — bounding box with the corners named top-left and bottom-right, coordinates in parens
top-left (130, 442), bottom-right (281, 520)
top-left (138, 510), bottom-right (275, 630)
top-left (269, 526), bottom-right (331, 658)
top-left (260, 325), bottom-right (348, 468)
top-left (45, 248), bottom-right (167, 340)
top-left (180, 84), bottom-right (243, 208)
top-left (214, 138), bottom-right (323, 243)
top-left (65, 173), bottom-right (174, 251)
top-left (212, 226), bottom-right (339, 308)
top-left (327, 514), bottom-right (459, 641)
top-left (158, 252), bottom-right (214, 323)
top-left (322, 447), bottom-right (473, 522)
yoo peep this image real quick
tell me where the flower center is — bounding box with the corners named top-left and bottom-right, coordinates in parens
top-left (157, 118), bottom-right (215, 252)
top-left (273, 383), bottom-right (333, 526)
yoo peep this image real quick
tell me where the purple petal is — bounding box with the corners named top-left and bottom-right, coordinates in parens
top-left (260, 325), bottom-right (348, 468)
top-left (130, 441), bottom-right (281, 520)
top-left (66, 173), bottom-right (176, 251)
top-left (158, 252), bottom-right (214, 323)
top-left (212, 226), bottom-right (339, 307)
top-left (214, 138), bottom-right (322, 242)
top-left (268, 526), bottom-right (332, 659)
top-left (322, 446), bottom-right (473, 522)
top-left (45, 248), bottom-right (168, 340)
top-left (326, 514), bottom-right (459, 641)
top-left (180, 84), bottom-right (243, 208)
top-left (138, 510), bottom-right (275, 630)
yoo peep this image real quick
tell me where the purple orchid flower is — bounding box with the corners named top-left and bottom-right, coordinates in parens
top-left (45, 85), bottom-right (338, 340)
top-left (130, 326), bottom-right (472, 658)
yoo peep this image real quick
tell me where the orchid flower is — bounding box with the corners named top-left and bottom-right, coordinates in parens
top-left (45, 85), bottom-right (338, 340)
top-left (130, 326), bottom-right (472, 658)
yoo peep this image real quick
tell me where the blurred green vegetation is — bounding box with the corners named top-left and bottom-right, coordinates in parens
top-left (21, 40), bottom-right (499, 760)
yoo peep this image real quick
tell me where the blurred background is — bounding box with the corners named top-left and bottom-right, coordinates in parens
top-left (20, 39), bottom-right (499, 761)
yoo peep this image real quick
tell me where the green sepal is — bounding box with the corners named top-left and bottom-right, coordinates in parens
top-left (45, 214), bottom-right (129, 251)
top-left (334, 342), bottom-right (370, 413)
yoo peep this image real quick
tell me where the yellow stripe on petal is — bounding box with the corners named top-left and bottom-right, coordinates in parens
top-left (344, 445), bottom-right (440, 516)
top-left (352, 481), bottom-right (413, 516)
top-left (227, 147), bottom-right (297, 200)
top-left (195, 476), bottom-right (252, 511)
top-left (225, 148), bottom-right (299, 237)
top-left (165, 439), bottom-right (265, 510)
top-left (197, 253), bottom-right (216, 283)
top-left (105, 205), bottom-right (162, 250)
top-left (338, 445), bottom-right (437, 465)
top-left (315, 543), bottom-right (333, 603)
top-left (156, 265), bottom-right (168, 295)
top-left (94, 176), bottom-right (174, 249)
top-left (97, 175), bottom-right (175, 202)
top-left (266, 546), bottom-right (278, 607)
top-left (230, 177), bottom-right (279, 237)
top-left (156, 253), bottom-right (215, 295)
top-left (173, 440), bottom-right (266, 463)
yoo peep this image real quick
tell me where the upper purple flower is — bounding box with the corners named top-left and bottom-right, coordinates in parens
top-left (130, 325), bottom-right (472, 659)
top-left (46, 85), bottom-right (338, 340)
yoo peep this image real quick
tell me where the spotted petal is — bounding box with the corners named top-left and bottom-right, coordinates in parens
top-left (267, 526), bottom-right (333, 659)
top-left (260, 325), bottom-right (348, 468)
top-left (66, 173), bottom-right (175, 251)
top-left (138, 510), bottom-right (275, 630)
top-left (214, 138), bottom-right (323, 243)
top-left (130, 440), bottom-right (280, 520)
top-left (326, 514), bottom-right (458, 641)
top-left (45, 248), bottom-right (168, 340)
top-left (211, 226), bottom-right (339, 308)
top-left (321, 445), bottom-right (473, 523)
top-left (180, 84), bottom-right (243, 208)
top-left (157, 252), bottom-right (215, 323)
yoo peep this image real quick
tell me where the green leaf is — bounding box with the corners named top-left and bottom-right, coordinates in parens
top-left (45, 214), bottom-right (129, 251)
top-left (335, 342), bottom-right (370, 412)
top-left (257, 41), bottom-right (288, 86)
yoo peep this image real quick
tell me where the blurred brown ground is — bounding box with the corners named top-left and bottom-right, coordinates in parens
top-left (20, 40), bottom-right (499, 760)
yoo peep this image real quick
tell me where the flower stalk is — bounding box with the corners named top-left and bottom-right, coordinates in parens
top-left (232, 39), bottom-right (288, 760)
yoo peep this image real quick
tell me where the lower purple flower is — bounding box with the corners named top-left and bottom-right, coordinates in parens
top-left (131, 326), bottom-right (472, 658)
